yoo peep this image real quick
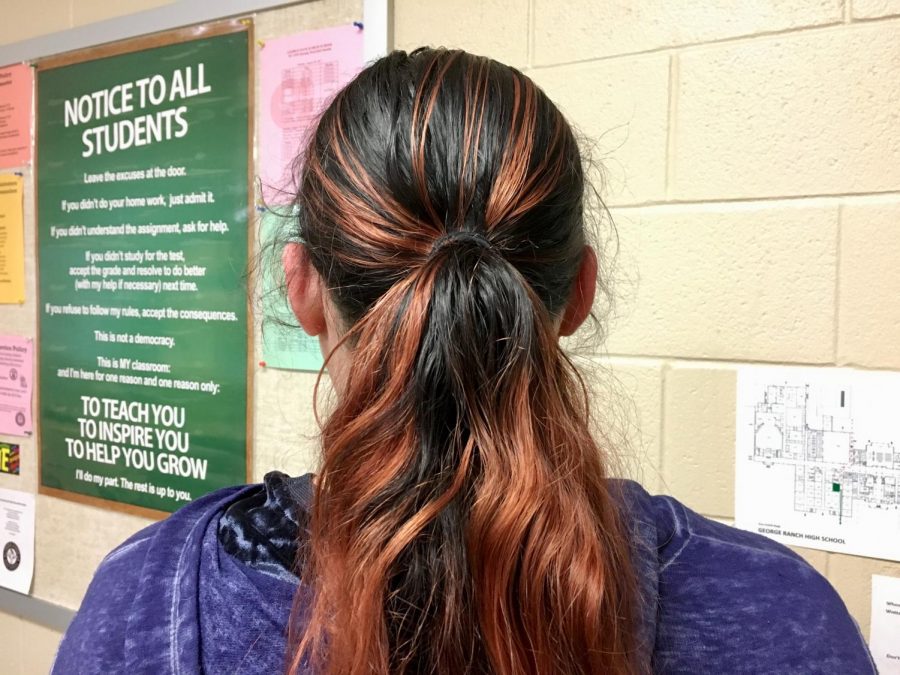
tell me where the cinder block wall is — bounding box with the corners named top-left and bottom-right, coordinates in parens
top-left (396, 0), bottom-right (900, 637)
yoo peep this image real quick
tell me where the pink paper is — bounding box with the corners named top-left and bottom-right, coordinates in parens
top-left (0, 335), bottom-right (33, 436)
top-left (0, 64), bottom-right (33, 169)
top-left (259, 25), bottom-right (364, 205)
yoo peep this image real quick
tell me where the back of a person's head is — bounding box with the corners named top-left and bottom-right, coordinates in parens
top-left (287, 47), bottom-right (639, 675)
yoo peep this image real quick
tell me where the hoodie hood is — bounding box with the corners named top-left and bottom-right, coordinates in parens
top-left (54, 485), bottom-right (297, 674)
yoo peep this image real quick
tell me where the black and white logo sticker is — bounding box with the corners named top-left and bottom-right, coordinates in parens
top-left (3, 541), bottom-right (21, 571)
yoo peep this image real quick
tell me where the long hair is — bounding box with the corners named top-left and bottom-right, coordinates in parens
top-left (286, 48), bottom-right (639, 674)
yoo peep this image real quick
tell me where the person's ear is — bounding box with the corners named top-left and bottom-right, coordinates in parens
top-left (559, 246), bottom-right (597, 337)
top-left (282, 242), bottom-right (328, 336)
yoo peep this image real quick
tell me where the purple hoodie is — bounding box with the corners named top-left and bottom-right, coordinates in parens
top-left (51, 477), bottom-right (876, 674)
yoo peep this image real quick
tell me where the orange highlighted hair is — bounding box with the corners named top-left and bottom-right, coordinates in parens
top-left (287, 48), bottom-right (640, 675)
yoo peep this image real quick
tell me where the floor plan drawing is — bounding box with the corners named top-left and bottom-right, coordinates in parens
top-left (735, 366), bottom-right (900, 562)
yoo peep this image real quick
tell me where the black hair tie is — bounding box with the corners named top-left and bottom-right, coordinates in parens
top-left (429, 230), bottom-right (492, 255)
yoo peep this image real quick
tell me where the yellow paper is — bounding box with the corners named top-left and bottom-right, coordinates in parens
top-left (0, 175), bottom-right (25, 303)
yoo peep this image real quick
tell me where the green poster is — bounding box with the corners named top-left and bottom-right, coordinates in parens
top-left (37, 29), bottom-right (251, 513)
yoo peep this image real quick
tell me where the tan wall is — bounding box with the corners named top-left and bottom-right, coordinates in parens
top-left (0, 0), bottom-right (177, 45)
top-left (398, 0), bottom-right (900, 639)
top-left (0, 610), bottom-right (63, 675)
top-left (3, 0), bottom-right (900, 670)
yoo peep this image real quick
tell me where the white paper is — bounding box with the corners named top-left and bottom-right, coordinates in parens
top-left (735, 366), bottom-right (900, 561)
top-left (0, 487), bottom-right (34, 594)
top-left (870, 575), bottom-right (900, 674)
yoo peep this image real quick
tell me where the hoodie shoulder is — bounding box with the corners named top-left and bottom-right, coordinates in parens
top-left (52, 521), bottom-right (160, 673)
top-left (52, 485), bottom-right (254, 675)
top-left (617, 480), bottom-right (875, 674)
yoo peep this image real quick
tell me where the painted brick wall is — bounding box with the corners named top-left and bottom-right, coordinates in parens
top-left (397, 0), bottom-right (900, 638)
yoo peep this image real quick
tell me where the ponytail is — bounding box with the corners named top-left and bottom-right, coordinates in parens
top-left (288, 48), bottom-right (640, 675)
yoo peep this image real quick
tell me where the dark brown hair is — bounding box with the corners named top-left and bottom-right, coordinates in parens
top-left (286, 47), bottom-right (638, 675)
